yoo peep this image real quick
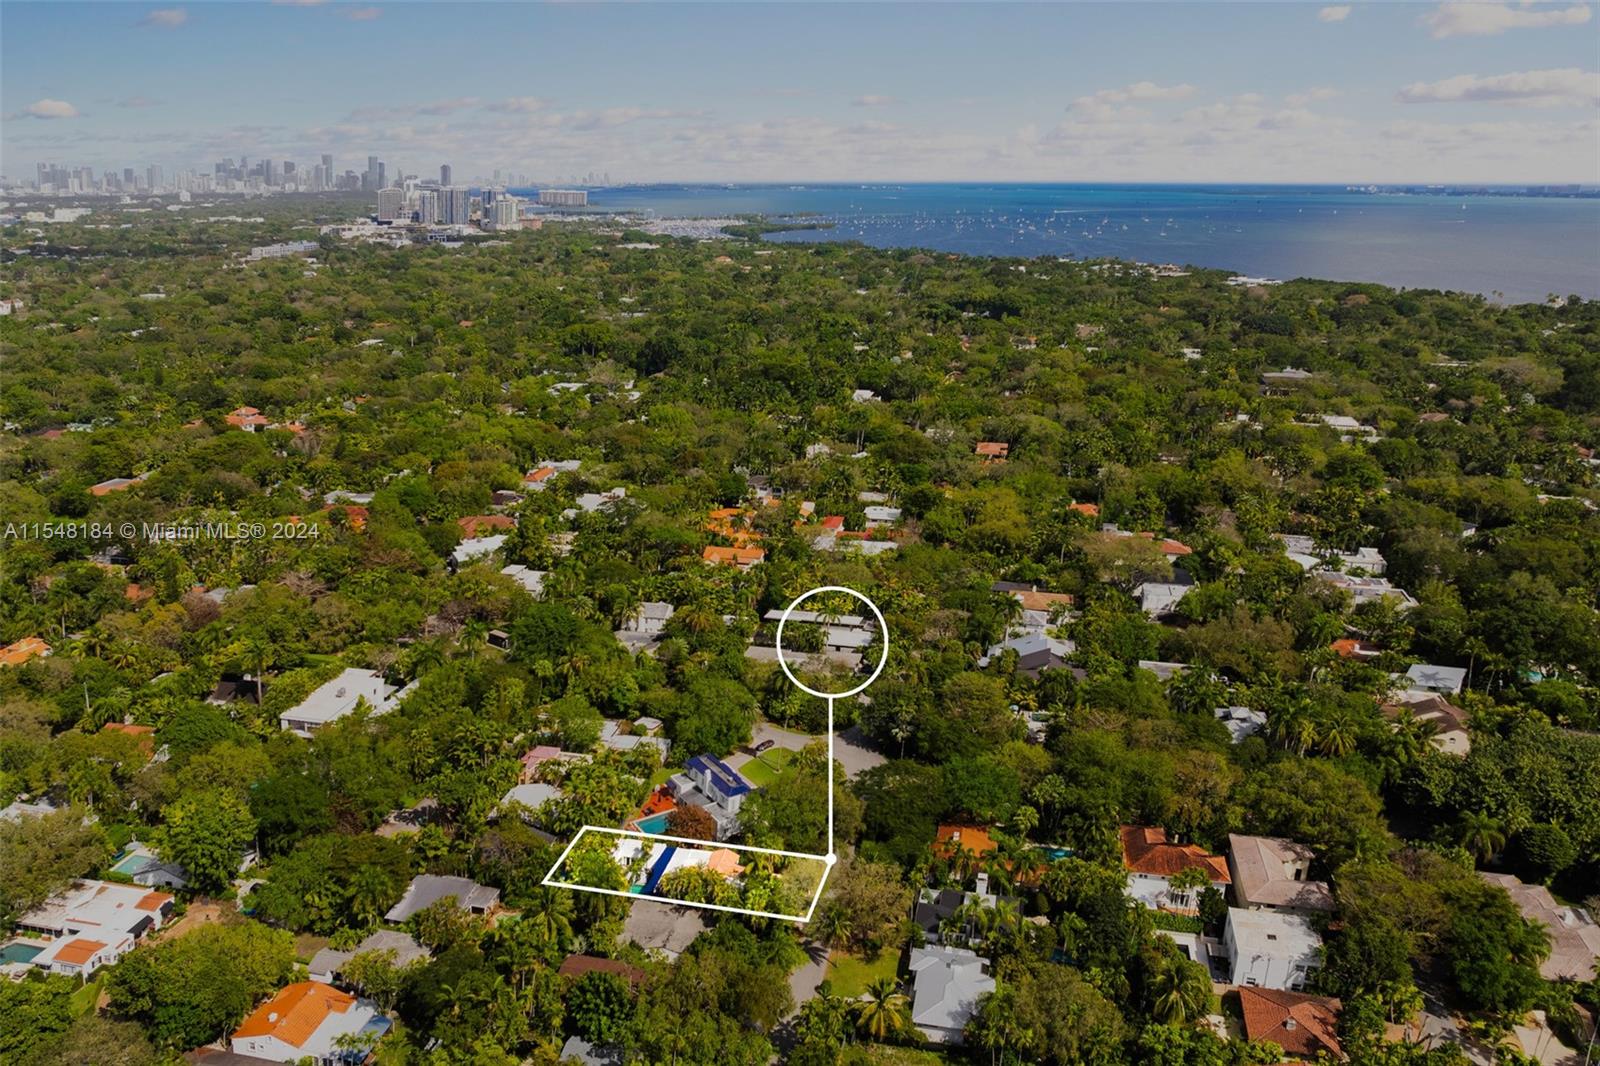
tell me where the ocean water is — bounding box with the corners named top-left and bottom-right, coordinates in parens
top-left (524, 183), bottom-right (1600, 304)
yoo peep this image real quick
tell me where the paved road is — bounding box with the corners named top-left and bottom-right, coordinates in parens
top-left (738, 721), bottom-right (888, 781)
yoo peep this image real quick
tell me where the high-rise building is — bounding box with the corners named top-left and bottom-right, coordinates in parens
top-left (376, 162), bottom-right (385, 189)
top-left (146, 165), bottom-right (163, 190)
top-left (415, 189), bottom-right (439, 224)
top-left (123, 167), bottom-right (136, 188)
top-left (441, 186), bottom-right (470, 224)
top-left (322, 154), bottom-right (333, 178)
top-left (376, 187), bottom-right (406, 222)
top-left (538, 189), bottom-right (588, 208)
top-left (440, 164), bottom-right (452, 186)
top-left (490, 195), bottom-right (520, 230)
top-left (365, 155), bottom-right (380, 190)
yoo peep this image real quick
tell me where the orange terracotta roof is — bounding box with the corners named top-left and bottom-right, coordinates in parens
top-left (136, 889), bottom-right (173, 911)
top-left (124, 583), bottom-right (153, 602)
top-left (53, 938), bottom-right (107, 965)
top-left (934, 824), bottom-right (998, 859)
top-left (232, 981), bottom-right (354, 1048)
top-left (1239, 987), bottom-right (1343, 1060)
top-left (707, 849), bottom-right (745, 877)
top-left (1, 636), bottom-right (53, 666)
top-left (102, 723), bottom-right (156, 755)
top-left (1013, 590), bottom-right (1074, 612)
top-left (1119, 826), bottom-right (1230, 882)
top-left (1069, 502), bottom-right (1100, 517)
top-left (558, 955), bottom-right (647, 988)
top-left (975, 441), bottom-right (1010, 458)
top-left (524, 466), bottom-right (557, 483)
top-left (820, 515), bottom-right (845, 531)
top-left (458, 514), bottom-right (515, 538)
top-left (702, 545), bottom-right (764, 567)
top-left (340, 505), bottom-right (368, 531)
top-left (1330, 638), bottom-right (1381, 659)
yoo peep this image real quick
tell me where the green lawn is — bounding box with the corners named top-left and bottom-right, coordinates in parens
top-left (739, 747), bottom-right (795, 788)
top-left (648, 766), bottom-right (678, 789)
top-left (69, 978), bottom-right (101, 1016)
top-left (825, 949), bottom-right (900, 998)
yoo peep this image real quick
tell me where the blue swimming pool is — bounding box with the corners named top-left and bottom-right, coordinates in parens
top-left (1035, 845), bottom-right (1075, 861)
top-left (634, 812), bottom-right (672, 835)
top-left (0, 942), bottom-right (43, 965)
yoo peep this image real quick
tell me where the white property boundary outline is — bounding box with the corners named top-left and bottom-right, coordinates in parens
top-left (540, 585), bottom-right (889, 924)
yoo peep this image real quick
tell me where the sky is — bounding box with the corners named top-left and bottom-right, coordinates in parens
top-left (3, 1), bottom-right (1598, 184)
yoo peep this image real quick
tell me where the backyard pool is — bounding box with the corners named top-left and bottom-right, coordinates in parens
top-left (633, 812), bottom-right (673, 835)
top-left (0, 941), bottom-right (43, 965)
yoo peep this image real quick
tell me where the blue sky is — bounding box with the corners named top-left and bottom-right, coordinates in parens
top-left (3, 1), bottom-right (1597, 182)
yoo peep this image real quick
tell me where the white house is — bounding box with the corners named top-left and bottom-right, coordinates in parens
top-left (1227, 834), bottom-right (1334, 915)
top-left (1278, 534), bottom-right (1387, 575)
top-left (621, 602), bottom-right (675, 636)
top-left (1136, 582), bottom-right (1191, 619)
top-left (863, 505), bottom-right (902, 528)
top-left (500, 564), bottom-right (546, 597)
top-left (1121, 826), bottom-right (1231, 913)
top-left (908, 946), bottom-right (995, 1044)
top-left (280, 669), bottom-right (411, 737)
top-left (32, 931), bottom-right (134, 978)
top-left (231, 980), bottom-right (389, 1063)
top-left (1402, 663), bottom-right (1468, 695)
top-left (14, 879), bottom-right (173, 978)
top-left (1214, 706), bottom-right (1268, 744)
top-left (1223, 907), bottom-right (1324, 991)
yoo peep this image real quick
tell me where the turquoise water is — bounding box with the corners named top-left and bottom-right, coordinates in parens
top-left (0, 942), bottom-right (43, 964)
top-left (111, 852), bottom-right (147, 874)
top-left (634, 812), bottom-right (672, 835)
top-left (1035, 846), bottom-right (1075, 861)
top-left (513, 183), bottom-right (1600, 303)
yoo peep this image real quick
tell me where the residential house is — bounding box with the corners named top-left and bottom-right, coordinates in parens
top-left (1510, 1010), bottom-right (1586, 1066)
top-left (0, 796), bottom-right (63, 823)
top-left (974, 441), bottom-right (1009, 461)
top-left (669, 754), bottom-right (753, 840)
top-left (458, 514), bottom-right (515, 539)
top-left (451, 533), bottom-right (507, 565)
top-left (1102, 525), bottom-right (1193, 563)
top-left (1401, 663), bottom-right (1468, 696)
top-left (863, 505), bottom-right (902, 529)
top-left (558, 1036), bottom-right (624, 1066)
top-left (1262, 367), bottom-right (1314, 386)
top-left (497, 782), bottom-right (563, 823)
top-left (1316, 572), bottom-right (1418, 609)
top-left (230, 981), bottom-right (389, 1064)
top-left (308, 930), bottom-right (429, 984)
top-left (32, 933), bottom-right (133, 978)
top-left (572, 487), bottom-right (627, 513)
top-left (89, 476), bottom-right (144, 496)
top-left (1214, 705), bottom-right (1268, 744)
top-left (1380, 693), bottom-right (1471, 756)
top-left (208, 674), bottom-right (268, 706)
top-left (225, 406), bottom-right (271, 431)
top-left (1481, 873), bottom-right (1600, 981)
top-left (1136, 582), bottom-right (1192, 619)
top-left (519, 744), bottom-right (588, 781)
top-left (1227, 834), bottom-right (1334, 915)
top-left (702, 544), bottom-right (765, 569)
top-left (617, 602), bottom-right (675, 649)
top-left (500, 564), bottom-right (546, 597)
top-left (599, 719), bottom-right (671, 760)
top-left (1278, 535), bottom-right (1387, 575)
top-left (907, 945), bottom-right (996, 1044)
top-left (1223, 907), bottom-right (1324, 991)
top-left (280, 669), bottom-right (410, 737)
top-left (1238, 987), bottom-right (1344, 1061)
top-left (384, 874), bottom-right (500, 923)
top-left (992, 583), bottom-right (1075, 634)
top-left (1120, 825), bottom-right (1230, 913)
top-left (0, 636), bottom-right (52, 667)
top-left (851, 388), bottom-right (878, 403)
top-left (620, 899), bottom-right (711, 959)
top-left (1137, 660), bottom-right (1189, 682)
top-left (15, 880), bottom-right (174, 977)
top-left (109, 841), bottom-right (189, 889)
top-left (557, 954), bottom-right (648, 990)
top-left (979, 632), bottom-right (1076, 681)
top-left (1330, 639), bottom-right (1383, 661)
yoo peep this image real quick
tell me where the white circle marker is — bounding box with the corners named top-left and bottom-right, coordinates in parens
top-left (774, 585), bottom-right (890, 700)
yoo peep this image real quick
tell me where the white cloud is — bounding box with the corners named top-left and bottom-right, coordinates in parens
top-left (1286, 87), bottom-right (1340, 106)
top-left (1397, 68), bottom-right (1600, 106)
top-left (852, 94), bottom-right (897, 108)
top-left (341, 5), bottom-right (380, 20)
top-left (483, 97), bottom-right (547, 114)
top-left (139, 8), bottom-right (187, 27)
top-left (11, 98), bottom-right (81, 120)
top-left (1421, 1), bottom-right (1592, 37)
top-left (1319, 5), bottom-right (1352, 22)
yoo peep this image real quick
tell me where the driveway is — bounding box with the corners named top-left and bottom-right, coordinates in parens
top-left (745, 721), bottom-right (887, 780)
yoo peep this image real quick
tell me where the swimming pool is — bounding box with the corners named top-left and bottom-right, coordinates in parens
top-left (1035, 845), bottom-right (1075, 861)
top-left (0, 942), bottom-right (43, 965)
top-left (634, 812), bottom-right (672, 835)
top-left (111, 851), bottom-right (149, 875)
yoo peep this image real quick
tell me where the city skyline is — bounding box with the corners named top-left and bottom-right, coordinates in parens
top-left (3, 1), bottom-right (1598, 184)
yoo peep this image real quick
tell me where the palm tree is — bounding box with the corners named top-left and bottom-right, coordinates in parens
top-left (1150, 956), bottom-right (1212, 1025)
top-left (1456, 811), bottom-right (1506, 864)
top-left (519, 885), bottom-right (575, 952)
top-left (854, 977), bottom-right (911, 1043)
top-left (1267, 701), bottom-right (1318, 756)
top-left (813, 904), bottom-right (854, 949)
top-left (1315, 706), bottom-right (1360, 758)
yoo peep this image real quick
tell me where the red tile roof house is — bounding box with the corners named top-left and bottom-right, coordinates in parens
top-left (458, 514), bottom-right (516, 539)
top-left (231, 980), bottom-right (389, 1062)
top-left (224, 406), bottom-right (271, 431)
top-left (1239, 987), bottom-right (1343, 1061)
top-left (1120, 825), bottom-right (1230, 914)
